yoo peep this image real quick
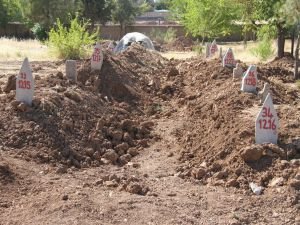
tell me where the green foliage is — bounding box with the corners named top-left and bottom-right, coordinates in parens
top-left (170, 0), bottom-right (239, 40)
top-left (280, 0), bottom-right (300, 26)
top-left (150, 28), bottom-right (176, 44)
top-left (251, 25), bottom-right (275, 61)
top-left (193, 45), bottom-right (204, 55)
top-left (81, 0), bottom-right (114, 25)
top-left (48, 16), bottom-right (98, 59)
top-left (155, 0), bottom-right (171, 10)
top-left (0, 0), bottom-right (23, 26)
top-left (112, 0), bottom-right (150, 26)
top-left (26, 0), bottom-right (82, 29)
top-left (31, 23), bottom-right (47, 41)
top-left (251, 38), bottom-right (274, 61)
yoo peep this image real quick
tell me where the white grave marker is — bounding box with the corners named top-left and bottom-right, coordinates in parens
top-left (241, 65), bottom-right (257, 93)
top-left (91, 42), bottom-right (104, 71)
top-left (210, 40), bottom-right (218, 56)
top-left (16, 58), bottom-right (34, 105)
top-left (222, 48), bottom-right (235, 67)
top-left (66, 60), bottom-right (77, 82)
top-left (255, 93), bottom-right (279, 144)
top-left (233, 63), bottom-right (244, 79)
top-left (258, 82), bottom-right (271, 104)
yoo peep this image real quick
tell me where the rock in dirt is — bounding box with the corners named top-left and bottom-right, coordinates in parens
top-left (4, 75), bottom-right (16, 93)
top-left (64, 90), bottom-right (82, 102)
top-left (268, 177), bottom-right (285, 187)
top-left (288, 179), bottom-right (300, 190)
top-left (102, 149), bottom-right (119, 164)
top-left (226, 179), bottom-right (239, 188)
top-left (241, 145), bottom-right (263, 162)
top-left (126, 183), bottom-right (148, 195)
top-left (191, 168), bottom-right (206, 180)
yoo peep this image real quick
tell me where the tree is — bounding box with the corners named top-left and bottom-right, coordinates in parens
top-left (155, 0), bottom-right (171, 10)
top-left (254, 0), bottom-right (286, 58)
top-left (170, 0), bottom-right (239, 42)
top-left (25, 0), bottom-right (81, 29)
top-left (281, 0), bottom-right (300, 79)
top-left (0, 0), bottom-right (23, 27)
top-left (81, 0), bottom-right (114, 27)
top-left (112, 0), bottom-right (150, 37)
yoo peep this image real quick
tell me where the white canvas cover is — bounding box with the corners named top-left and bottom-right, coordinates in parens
top-left (114, 32), bottom-right (155, 53)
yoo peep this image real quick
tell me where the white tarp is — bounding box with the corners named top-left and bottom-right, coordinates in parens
top-left (113, 32), bottom-right (155, 53)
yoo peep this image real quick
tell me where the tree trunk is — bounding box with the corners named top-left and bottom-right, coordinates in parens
top-left (277, 24), bottom-right (285, 58)
top-left (294, 33), bottom-right (300, 80)
top-left (291, 29), bottom-right (295, 57)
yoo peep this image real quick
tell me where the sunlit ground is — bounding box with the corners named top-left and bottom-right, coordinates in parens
top-left (0, 37), bottom-right (293, 63)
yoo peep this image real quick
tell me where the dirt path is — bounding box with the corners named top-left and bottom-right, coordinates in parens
top-left (1, 95), bottom-right (298, 225)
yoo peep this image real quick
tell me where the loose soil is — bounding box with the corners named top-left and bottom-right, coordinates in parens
top-left (0, 44), bottom-right (299, 224)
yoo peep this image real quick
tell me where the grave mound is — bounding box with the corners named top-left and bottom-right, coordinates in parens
top-left (172, 57), bottom-right (300, 188)
top-left (0, 44), bottom-right (172, 168)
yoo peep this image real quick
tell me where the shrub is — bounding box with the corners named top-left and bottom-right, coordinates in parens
top-left (193, 45), bottom-right (204, 55)
top-left (251, 37), bottom-right (274, 61)
top-left (48, 15), bottom-right (98, 60)
top-left (251, 25), bottom-right (276, 61)
top-left (150, 28), bottom-right (176, 44)
top-left (31, 23), bottom-right (48, 41)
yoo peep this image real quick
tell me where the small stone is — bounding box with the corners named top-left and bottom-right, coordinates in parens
top-left (240, 145), bottom-right (263, 162)
top-left (102, 149), bottom-right (118, 164)
top-left (168, 67), bottom-right (179, 77)
top-left (126, 183), bottom-right (143, 195)
top-left (288, 179), bottom-right (300, 190)
top-left (94, 179), bottom-right (103, 186)
top-left (127, 148), bottom-right (139, 157)
top-left (269, 177), bottom-right (285, 187)
top-left (64, 90), bottom-right (82, 102)
top-left (226, 179), bottom-right (239, 188)
top-left (295, 173), bottom-right (300, 180)
top-left (62, 195), bottom-right (68, 201)
top-left (4, 75), bottom-right (16, 93)
top-left (56, 71), bottom-right (64, 79)
top-left (167, 152), bottom-right (174, 157)
top-left (105, 180), bottom-right (118, 187)
top-left (214, 171), bottom-right (228, 180)
top-left (167, 193), bottom-right (177, 197)
top-left (55, 165), bottom-right (68, 174)
top-left (191, 168), bottom-right (206, 179)
top-left (119, 154), bottom-right (132, 165)
top-left (17, 102), bottom-right (29, 112)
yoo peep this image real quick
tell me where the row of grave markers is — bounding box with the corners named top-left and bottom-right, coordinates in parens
top-left (206, 40), bottom-right (279, 144)
top-left (15, 41), bottom-right (278, 145)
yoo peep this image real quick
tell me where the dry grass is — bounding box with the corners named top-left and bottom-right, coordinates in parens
top-left (0, 37), bottom-right (56, 61)
top-left (161, 40), bottom-right (293, 63)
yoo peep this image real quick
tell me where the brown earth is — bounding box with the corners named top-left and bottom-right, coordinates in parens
top-left (0, 44), bottom-right (299, 224)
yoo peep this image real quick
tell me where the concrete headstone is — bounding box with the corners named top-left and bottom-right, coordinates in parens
top-left (91, 42), bottom-right (104, 71)
top-left (255, 93), bottom-right (279, 144)
top-left (210, 40), bottom-right (218, 56)
top-left (241, 65), bottom-right (257, 93)
top-left (222, 48), bottom-right (235, 67)
top-left (258, 82), bottom-right (271, 104)
top-left (16, 58), bottom-right (34, 105)
top-left (66, 60), bottom-right (77, 82)
top-left (233, 63), bottom-right (244, 79)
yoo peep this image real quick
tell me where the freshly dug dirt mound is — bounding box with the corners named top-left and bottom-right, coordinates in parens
top-left (163, 36), bottom-right (194, 51)
top-left (171, 57), bottom-right (300, 189)
top-left (0, 44), bottom-right (172, 169)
